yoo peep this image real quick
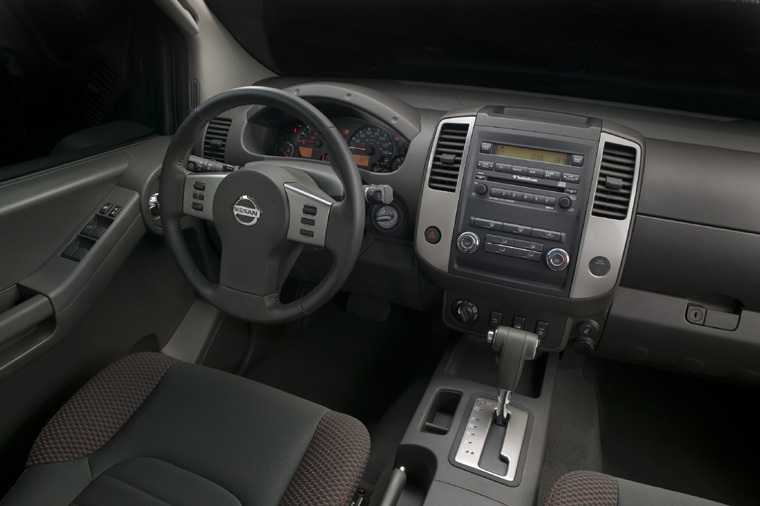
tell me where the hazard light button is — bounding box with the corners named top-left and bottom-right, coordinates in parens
top-left (424, 226), bottom-right (441, 244)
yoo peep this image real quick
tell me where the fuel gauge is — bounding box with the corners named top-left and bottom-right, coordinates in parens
top-left (276, 139), bottom-right (296, 158)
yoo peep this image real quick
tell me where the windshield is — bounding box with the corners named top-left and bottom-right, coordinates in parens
top-left (206, 0), bottom-right (760, 121)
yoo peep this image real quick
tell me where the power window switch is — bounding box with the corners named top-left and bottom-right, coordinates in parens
top-left (99, 203), bottom-right (113, 215)
top-left (61, 244), bottom-right (78, 259)
top-left (81, 224), bottom-right (96, 237)
top-left (91, 226), bottom-right (107, 239)
top-left (512, 316), bottom-right (525, 330)
top-left (108, 205), bottom-right (122, 218)
top-left (71, 248), bottom-right (89, 262)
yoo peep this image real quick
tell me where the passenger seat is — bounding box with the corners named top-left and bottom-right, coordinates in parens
top-left (544, 471), bottom-right (727, 506)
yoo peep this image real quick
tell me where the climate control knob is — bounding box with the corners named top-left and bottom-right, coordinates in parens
top-left (546, 248), bottom-right (570, 271)
top-left (457, 231), bottom-right (480, 254)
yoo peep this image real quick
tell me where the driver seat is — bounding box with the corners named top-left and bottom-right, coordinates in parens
top-left (0, 352), bottom-right (370, 506)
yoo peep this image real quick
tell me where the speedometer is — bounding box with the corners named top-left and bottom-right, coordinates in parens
top-left (348, 127), bottom-right (394, 172)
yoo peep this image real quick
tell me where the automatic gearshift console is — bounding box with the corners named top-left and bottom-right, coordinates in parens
top-left (452, 326), bottom-right (539, 484)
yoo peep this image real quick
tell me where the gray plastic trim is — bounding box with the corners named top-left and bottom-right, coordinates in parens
top-left (183, 173), bottom-right (227, 220)
top-left (0, 295), bottom-right (53, 348)
top-left (284, 183), bottom-right (333, 248)
top-left (570, 133), bottom-right (642, 299)
top-left (415, 117), bottom-right (476, 272)
top-left (162, 298), bottom-right (224, 363)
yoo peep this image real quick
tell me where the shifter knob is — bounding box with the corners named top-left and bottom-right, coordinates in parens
top-left (490, 326), bottom-right (540, 425)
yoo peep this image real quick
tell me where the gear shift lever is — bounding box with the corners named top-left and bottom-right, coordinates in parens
top-left (487, 326), bottom-right (540, 426)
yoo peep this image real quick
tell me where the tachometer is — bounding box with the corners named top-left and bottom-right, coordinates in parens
top-left (348, 127), bottom-right (393, 171)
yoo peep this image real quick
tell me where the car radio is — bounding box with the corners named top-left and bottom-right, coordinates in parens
top-left (449, 108), bottom-right (602, 298)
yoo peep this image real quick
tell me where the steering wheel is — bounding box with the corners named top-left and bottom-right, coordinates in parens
top-left (160, 86), bottom-right (364, 323)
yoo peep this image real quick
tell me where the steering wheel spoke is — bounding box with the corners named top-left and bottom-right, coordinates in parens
top-left (182, 172), bottom-right (228, 221)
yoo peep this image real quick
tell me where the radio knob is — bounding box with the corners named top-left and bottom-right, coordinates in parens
top-left (457, 231), bottom-right (480, 254)
top-left (558, 197), bottom-right (572, 209)
top-left (475, 183), bottom-right (488, 195)
top-left (546, 248), bottom-right (570, 271)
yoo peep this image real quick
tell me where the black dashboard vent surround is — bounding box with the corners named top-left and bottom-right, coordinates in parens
top-left (428, 122), bottom-right (470, 192)
top-left (592, 142), bottom-right (637, 220)
top-left (203, 117), bottom-right (232, 162)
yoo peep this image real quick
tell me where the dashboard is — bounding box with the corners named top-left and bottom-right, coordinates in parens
top-left (191, 78), bottom-right (760, 384)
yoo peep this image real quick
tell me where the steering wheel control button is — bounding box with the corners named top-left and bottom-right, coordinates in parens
top-left (457, 232), bottom-right (480, 254)
top-left (546, 248), bottom-right (570, 271)
top-left (452, 300), bottom-right (479, 325)
top-left (589, 256), bottom-right (612, 277)
top-left (99, 203), bottom-right (113, 215)
top-left (558, 197), bottom-right (572, 209)
top-left (301, 217), bottom-right (316, 226)
top-left (302, 205), bottom-right (317, 216)
top-left (577, 320), bottom-right (600, 338)
top-left (193, 182), bottom-right (206, 191)
top-left (424, 226), bottom-right (441, 244)
top-left (300, 229), bottom-right (314, 238)
top-left (686, 305), bottom-right (706, 325)
top-left (570, 154), bottom-right (585, 166)
top-left (191, 203), bottom-right (204, 212)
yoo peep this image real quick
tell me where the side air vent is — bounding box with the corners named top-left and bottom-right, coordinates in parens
top-left (203, 117), bottom-right (232, 162)
top-left (591, 142), bottom-right (637, 220)
top-left (427, 122), bottom-right (471, 192)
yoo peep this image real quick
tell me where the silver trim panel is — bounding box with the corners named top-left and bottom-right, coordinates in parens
top-left (284, 183), bottom-right (333, 248)
top-left (415, 117), bottom-right (476, 272)
top-left (183, 173), bottom-right (227, 220)
top-left (570, 133), bottom-right (642, 298)
top-left (454, 396), bottom-right (528, 483)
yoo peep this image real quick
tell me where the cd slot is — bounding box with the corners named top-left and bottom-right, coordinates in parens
top-left (487, 174), bottom-right (566, 194)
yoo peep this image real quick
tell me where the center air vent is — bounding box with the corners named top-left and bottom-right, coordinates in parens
top-left (427, 122), bottom-right (471, 192)
top-left (203, 117), bottom-right (232, 162)
top-left (591, 142), bottom-right (637, 220)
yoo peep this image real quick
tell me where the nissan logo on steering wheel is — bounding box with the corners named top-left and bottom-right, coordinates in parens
top-left (232, 195), bottom-right (262, 226)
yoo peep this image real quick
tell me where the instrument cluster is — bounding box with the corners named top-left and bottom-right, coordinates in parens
top-left (272, 118), bottom-right (409, 173)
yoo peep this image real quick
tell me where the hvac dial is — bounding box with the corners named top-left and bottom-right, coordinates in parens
top-left (348, 127), bottom-right (393, 172)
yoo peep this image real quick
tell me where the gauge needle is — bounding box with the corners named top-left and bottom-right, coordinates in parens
top-left (300, 140), bottom-right (315, 144)
top-left (350, 146), bottom-right (366, 151)
top-left (281, 151), bottom-right (290, 157)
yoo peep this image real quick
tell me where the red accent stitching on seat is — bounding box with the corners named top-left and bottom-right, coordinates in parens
top-left (27, 352), bottom-right (178, 466)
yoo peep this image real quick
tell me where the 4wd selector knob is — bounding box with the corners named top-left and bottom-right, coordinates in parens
top-left (457, 231), bottom-right (480, 254)
top-left (546, 248), bottom-right (570, 271)
top-left (452, 299), bottom-right (479, 325)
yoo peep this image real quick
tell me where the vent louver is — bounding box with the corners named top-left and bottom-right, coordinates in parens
top-left (591, 142), bottom-right (637, 220)
top-left (427, 122), bottom-right (471, 192)
top-left (203, 117), bottom-right (232, 162)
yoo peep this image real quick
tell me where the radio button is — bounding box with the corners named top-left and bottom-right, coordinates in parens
top-left (520, 192), bottom-right (534, 202)
top-left (545, 196), bottom-right (557, 207)
top-left (532, 229), bottom-right (563, 242)
top-left (473, 218), bottom-right (502, 230)
top-left (562, 172), bottom-right (581, 184)
top-left (528, 167), bottom-right (545, 178)
top-left (490, 188), bottom-right (505, 198)
top-left (565, 189), bottom-right (578, 195)
top-left (495, 163), bottom-right (512, 173)
top-left (571, 154), bottom-right (584, 166)
top-left (484, 243), bottom-right (511, 256)
top-left (532, 194), bottom-right (546, 205)
top-left (502, 223), bottom-right (532, 236)
top-left (543, 170), bottom-right (561, 181)
top-left (477, 160), bottom-right (494, 170)
top-left (512, 249), bottom-right (542, 262)
top-left (480, 142), bottom-right (492, 153)
top-left (508, 190), bottom-right (523, 200)
top-left (512, 239), bottom-right (544, 252)
top-left (511, 165), bottom-right (528, 175)
top-left (485, 234), bottom-right (512, 245)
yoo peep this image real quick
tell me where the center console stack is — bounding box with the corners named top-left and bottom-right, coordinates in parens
top-left (388, 106), bottom-right (643, 506)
